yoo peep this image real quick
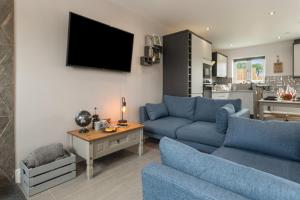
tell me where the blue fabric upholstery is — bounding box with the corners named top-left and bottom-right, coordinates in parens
top-left (231, 108), bottom-right (250, 118)
top-left (139, 106), bottom-right (149, 123)
top-left (145, 103), bottom-right (168, 120)
top-left (194, 97), bottom-right (241, 122)
top-left (163, 95), bottom-right (196, 120)
top-left (216, 104), bottom-right (235, 134)
top-left (213, 147), bottom-right (300, 184)
top-left (176, 139), bottom-right (217, 153)
top-left (176, 121), bottom-right (225, 147)
top-left (159, 137), bottom-right (300, 200)
top-left (143, 117), bottom-right (193, 139)
top-left (224, 117), bottom-right (300, 161)
top-left (142, 163), bottom-right (250, 200)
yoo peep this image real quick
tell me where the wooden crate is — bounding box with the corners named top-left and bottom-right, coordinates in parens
top-left (20, 152), bottom-right (76, 197)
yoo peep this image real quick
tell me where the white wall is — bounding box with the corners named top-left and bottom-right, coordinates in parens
top-left (15, 0), bottom-right (167, 165)
top-left (220, 40), bottom-right (294, 79)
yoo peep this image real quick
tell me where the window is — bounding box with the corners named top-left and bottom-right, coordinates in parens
top-left (233, 56), bottom-right (265, 83)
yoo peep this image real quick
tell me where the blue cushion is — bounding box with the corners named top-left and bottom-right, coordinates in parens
top-left (224, 117), bottom-right (300, 161)
top-left (163, 95), bottom-right (196, 120)
top-left (176, 139), bottom-right (217, 153)
top-left (143, 117), bottom-right (193, 139)
top-left (145, 103), bottom-right (168, 120)
top-left (176, 121), bottom-right (225, 147)
top-left (194, 97), bottom-right (241, 122)
top-left (213, 147), bottom-right (300, 184)
top-left (159, 137), bottom-right (300, 200)
top-left (142, 163), bottom-right (249, 200)
top-left (216, 104), bottom-right (235, 134)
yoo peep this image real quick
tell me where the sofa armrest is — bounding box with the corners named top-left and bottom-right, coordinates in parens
top-left (140, 106), bottom-right (149, 123)
top-left (231, 109), bottom-right (250, 118)
top-left (142, 163), bottom-right (246, 200)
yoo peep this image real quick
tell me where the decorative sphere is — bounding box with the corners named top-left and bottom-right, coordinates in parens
top-left (75, 110), bottom-right (92, 128)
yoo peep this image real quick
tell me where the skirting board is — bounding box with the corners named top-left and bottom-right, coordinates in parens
top-left (15, 168), bottom-right (21, 183)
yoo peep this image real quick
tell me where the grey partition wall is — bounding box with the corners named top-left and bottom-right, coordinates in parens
top-left (163, 30), bottom-right (190, 97)
top-left (0, 0), bottom-right (15, 181)
top-left (163, 30), bottom-right (212, 97)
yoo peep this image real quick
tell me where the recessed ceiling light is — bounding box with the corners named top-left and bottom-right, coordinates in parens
top-left (277, 36), bottom-right (281, 39)
top-left (268, 11), bottom-right (276, 16)
top-left (206, 27), bottom-right (211, 31)
top-left (230, 44), bottom-right (233, 47)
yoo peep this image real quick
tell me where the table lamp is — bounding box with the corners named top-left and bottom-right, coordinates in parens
top-left (118, 97), bottom-right (128, 126)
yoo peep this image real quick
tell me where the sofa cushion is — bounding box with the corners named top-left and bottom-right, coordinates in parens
top-left (160, 137), bottom-right (300, 200)
top-left (224, 117), bottom-right (300, 161)
top-left (163, 95), bottom-right (195, 120)
top-left (194, 97), bottom-right (241, 122)
top-left (142, 163), bottom-right (250, 200)
top-left (216, 104), bottom-right (235, 134)
top-left (145, 103), bottom-right (168, 120)
top-left (213, 147), bottom-right (300, 184)
top-left (143, 117), bottom-right (193, 139)
top-left (176, 121), bottom-right (225, 147)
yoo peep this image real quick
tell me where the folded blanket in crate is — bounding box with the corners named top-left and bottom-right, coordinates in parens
top-left (24, 143), bottom-right (65, 168)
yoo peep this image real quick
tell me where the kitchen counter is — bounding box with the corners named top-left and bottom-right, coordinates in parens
top-left (212, 90), bottom-right (254, 93)
top-left (212, 90), bottom-right (254, 115)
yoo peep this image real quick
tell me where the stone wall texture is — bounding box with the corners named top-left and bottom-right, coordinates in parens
top-left (0, 0), bottom-right (15, 181)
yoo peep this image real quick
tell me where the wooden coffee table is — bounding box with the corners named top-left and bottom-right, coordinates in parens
top-left (67, 123), bottom-right (144, 179)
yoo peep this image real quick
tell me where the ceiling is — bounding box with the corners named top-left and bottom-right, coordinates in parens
top-left (107, 0), bottom-right (300, 49)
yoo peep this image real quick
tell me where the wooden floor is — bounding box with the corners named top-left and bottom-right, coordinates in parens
top-left (27, 140), bottom-right (160, 200)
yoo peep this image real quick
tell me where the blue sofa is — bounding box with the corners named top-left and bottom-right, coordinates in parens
top-left (142, 117), bottom-right (300, 200)
top-left (140, 95), bottom-right (250, 153)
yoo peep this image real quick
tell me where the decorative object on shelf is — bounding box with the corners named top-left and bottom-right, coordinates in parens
top-left (274, 55), bottom-right (283, 73)
top-left (94, 120), bottom-right (109, 131)
top-left (118, 97), bottom-right (128, 126)
top-left (75, 110), bottom-right (92, 133)
top-left (91, 107), bottom-right (100, 129)
top-left (140, 34), bottom-right (163, 66)
top-left (276, 85), bottom-right (297, 101)
top-left (104, 127), bottom-right (117, 133)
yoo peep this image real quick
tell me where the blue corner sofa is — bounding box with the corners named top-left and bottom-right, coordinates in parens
top-left (140, 95), bottom-right (250, 153)
top-left (142, 117), bottom-right (300, 200)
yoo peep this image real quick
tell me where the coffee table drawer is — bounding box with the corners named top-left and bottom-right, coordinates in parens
top-left (93, 130), bottom-right (140, 159)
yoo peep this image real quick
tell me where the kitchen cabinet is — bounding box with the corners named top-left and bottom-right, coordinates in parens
top-left (200, 39), bottom-right (212, 61)
top-left (212, 91), bottom-right (254, 114)
top-left (212, 92), bottom-right (230, 99)
top-left (294, 40), bottom-right (300, 77)
top-left (212, 52), bottom-right (228, 77)
top-left (191, 34), bottom-right (204, 96)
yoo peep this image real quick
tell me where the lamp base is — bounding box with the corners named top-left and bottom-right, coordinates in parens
top-left (118, 119), bottom-right (128, 126)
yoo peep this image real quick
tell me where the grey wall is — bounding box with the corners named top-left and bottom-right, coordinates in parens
top-left (0, 0), bottom-right (15, 181)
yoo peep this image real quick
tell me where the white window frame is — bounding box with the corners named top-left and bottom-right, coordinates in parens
top-left (232, 56), bottom-right (266, 83)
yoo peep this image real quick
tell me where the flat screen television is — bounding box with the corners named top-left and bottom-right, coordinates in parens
top-left (66, 12), bottom-right (134, 72)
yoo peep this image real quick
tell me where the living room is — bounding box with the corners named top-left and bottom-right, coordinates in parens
top-left (1, 0), bottom-right (300, 199)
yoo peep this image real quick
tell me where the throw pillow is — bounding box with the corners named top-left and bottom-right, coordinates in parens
top-left (145, 103), bottom-right (169, 120)
top-left (216, 104), bottom-right (235, 134)
top-left (224, 117), bottom-right (300, 161)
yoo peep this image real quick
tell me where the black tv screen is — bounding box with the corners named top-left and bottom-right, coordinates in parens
top-left (66, 12), bottom-right (134, 72)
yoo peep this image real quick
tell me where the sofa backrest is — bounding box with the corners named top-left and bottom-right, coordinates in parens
top-left (224, 117), bottom-right (300, 161)
top-left (160, 137), bottom-right (300, 200)
top-left (194, 97), bottom-right (241, 122)
top-left (163, 95), bottom-right (196, 120)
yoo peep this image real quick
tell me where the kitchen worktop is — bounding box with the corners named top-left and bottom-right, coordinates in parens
top-left (212, 90), bottom-right (254, 93)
